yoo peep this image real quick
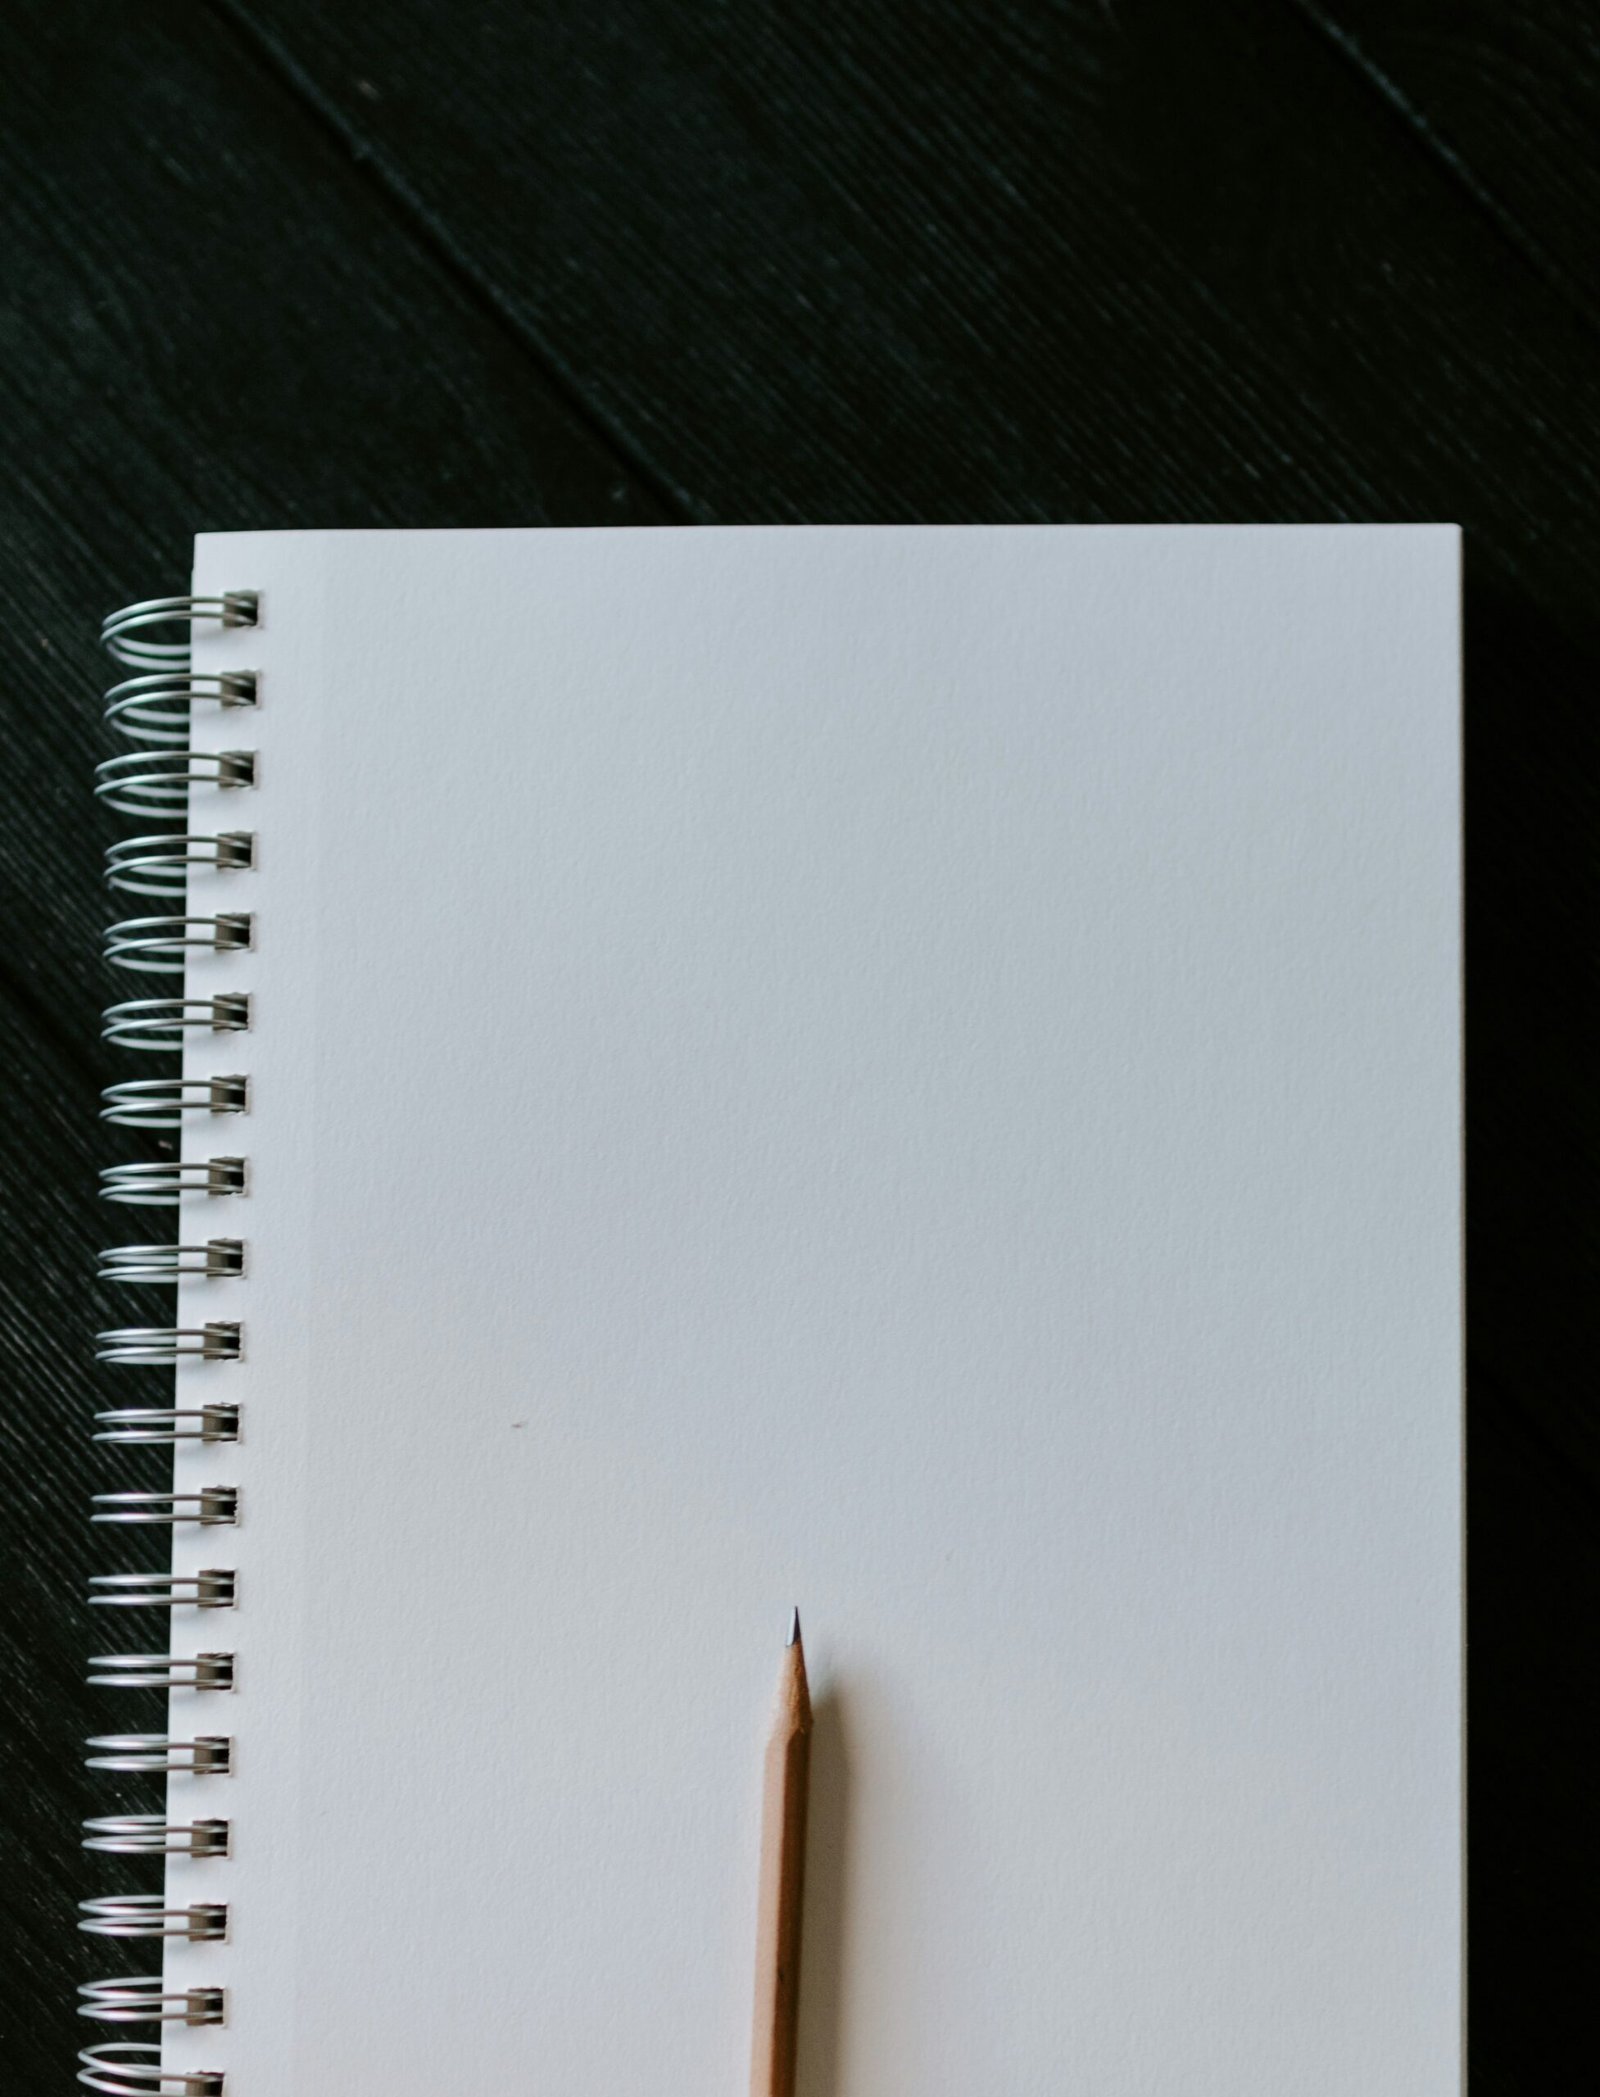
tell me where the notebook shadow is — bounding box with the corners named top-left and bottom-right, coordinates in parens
top-left (796, 1684), bottom-right (852, 2097)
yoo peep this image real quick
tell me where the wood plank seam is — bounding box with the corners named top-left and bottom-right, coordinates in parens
top-left (204, 0), bottom-right (704, 523)
top-left (1282, 0), bottom-right (1600, 338)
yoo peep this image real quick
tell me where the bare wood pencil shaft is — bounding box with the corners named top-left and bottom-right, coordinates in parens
top-left (750, 1616), bottom-right (813, 2097)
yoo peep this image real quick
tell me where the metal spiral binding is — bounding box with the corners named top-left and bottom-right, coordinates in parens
top-left (101, 592), bottom-right (258, 668)
top-left (78, 1979), bottom-right (226, 2027)
top-left (102, 996), bottom-right (251, 1052)
top-left (91, 1487), bottom-right (239, 1526)
top-left (99, 1243), bottom-right (247, 1283)
top-left (95, 750), bottom-right (257, 818)
top-left (93, 1405), bottom-right (241, 1448)
top-left (78, 1897), bottom-right (228, 1941)
top-left (94, 1324), bottom-right (243, 1365)
top-left (105, 671), bottom-right (257, 747)
top-left (102, 1078), bottom-right (250, 1131)
top-left (87, 1653), bottom-right (235, 1692)
top-left (89, 594), bottom-right (258, 2094)
top-left (78, 2043), bottom-right (224, 2096)
top-left (88, 1571), bottom-right (237, 1610)
top-left (84, 1736), bottom-right (233, 1775)
top-left (100, 1159), bottom-right (248, 1205)
top-left (82, 1818), bottom-right (231, 1857)
top-left (105, 832), bottom-right (256, 898)
top-left (104, 917), bottom-right (254, 974)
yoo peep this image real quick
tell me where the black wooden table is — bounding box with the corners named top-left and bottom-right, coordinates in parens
top-left (2, 4), bottom-right (1593, 2085)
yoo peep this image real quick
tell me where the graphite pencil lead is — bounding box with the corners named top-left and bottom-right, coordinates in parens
top-left (788, 1606), bottom-right (801, 1648)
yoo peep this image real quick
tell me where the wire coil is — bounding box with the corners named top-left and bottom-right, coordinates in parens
top-left (79, 1898), bottom-right (227, 1942)
top-left (101, 1078), bottom-right (249, 1130)
top-left (105, 831), bottom-right (255, 897)
top-left (100, 1159), bottom-right (248, 1206)
top-left (103, 915), bottom-right (253, 974)
top-left (78, 2043), bottom-right (224, 2096)
top-left (89, 592), bottom-right (257, 2097)
top-left (87, 1653), bottom-right (235, 1692)
top-left (88, 1570), bottom-right (237, 1610)
top-left (101, 590), bottom-right (258, 668)
top-left (94, 1324), bottom-right (242, 1366)
top-left (105, 671), bottom-right (257, 746)
top-left (98, 1242), bottom-right (246, 1283)
top-left (82, 1817), bottom-right (231, 1857)
top-left (102, 997), bottom-right (251, 1052)
top-left (83, 1735), bottom-right (232, 1775)
top-left (78, 1979), bottom-right (226, 2027)
top-left (95, 749), bottom-right (257, 817)
top-left (92, 1488), bottom-right (239, 1527)
top-left (93, 1405), bottom-right (241, 1447)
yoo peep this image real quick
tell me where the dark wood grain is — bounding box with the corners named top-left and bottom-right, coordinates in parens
top-left (1294, 0), bottom-right (1600, 320)
top-left (0, 0), bottom-right (1593, 2085)
top-left (217, 0), bottom-right (1600, 541)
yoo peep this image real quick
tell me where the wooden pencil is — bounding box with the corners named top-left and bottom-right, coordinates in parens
top-left (750, 1608), bottom-right (814, 2097)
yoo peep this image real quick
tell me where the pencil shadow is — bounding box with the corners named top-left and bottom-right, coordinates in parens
top-left (795, 1684), bottom-right (852, 2097)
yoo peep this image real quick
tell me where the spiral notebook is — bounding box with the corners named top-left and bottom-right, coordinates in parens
top-left (84, 526), bottom-right (1461, 2096)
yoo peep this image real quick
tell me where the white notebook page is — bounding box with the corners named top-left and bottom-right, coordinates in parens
top-left (166, 525), bottom-right (1461, 2094)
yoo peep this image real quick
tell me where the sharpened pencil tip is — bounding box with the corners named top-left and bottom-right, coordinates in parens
top-left (788, 1605), bottom-right (801, 1647)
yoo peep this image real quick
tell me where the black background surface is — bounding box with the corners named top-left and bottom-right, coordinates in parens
top-left (1, 3), bottom-right (1594, 2086)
